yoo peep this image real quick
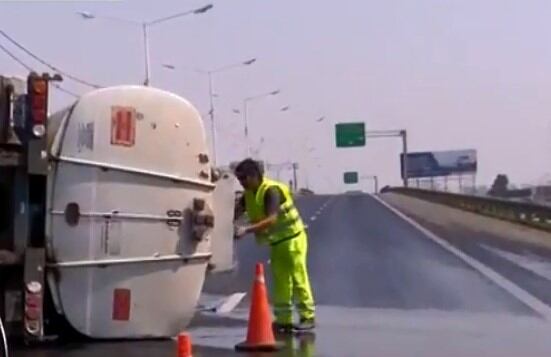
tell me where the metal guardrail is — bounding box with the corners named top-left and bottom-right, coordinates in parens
top-left (385, 187), bottom-right (551, 232)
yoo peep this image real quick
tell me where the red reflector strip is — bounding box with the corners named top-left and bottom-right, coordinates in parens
top-left (112, 288), bottom-right (131, 321)
top-left (31, 95), bottom-right (47, 124)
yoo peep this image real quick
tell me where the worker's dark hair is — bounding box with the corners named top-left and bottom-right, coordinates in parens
top-left (234, 158), bottom-right (263, 179)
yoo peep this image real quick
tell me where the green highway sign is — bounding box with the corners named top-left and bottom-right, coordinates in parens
top-left (335, 122), bottom-right (366, 148)
top-left (343, 171), bottom-right (359, 184)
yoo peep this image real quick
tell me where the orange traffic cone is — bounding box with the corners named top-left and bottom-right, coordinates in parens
top-left (235, 263), bottom-right (283, 352)
top-left (177, 332), bottom-right (192, 357)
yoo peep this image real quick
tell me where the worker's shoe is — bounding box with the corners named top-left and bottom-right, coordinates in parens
top-left (295, 318), bottom-right (315, 331)
top-left (272, 322), bottom-right (294, 334)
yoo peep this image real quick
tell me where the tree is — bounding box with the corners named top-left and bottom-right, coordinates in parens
top-left (488, 174), bottom-right (509, 197)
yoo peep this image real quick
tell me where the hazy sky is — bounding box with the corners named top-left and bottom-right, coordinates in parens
top-left (1, 0), bottom-right (551, 193)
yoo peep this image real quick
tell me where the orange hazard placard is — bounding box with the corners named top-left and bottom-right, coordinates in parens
top-left (112, 288), bottom-right (131, 321)
top-left (111, 106), bottom-right (136, 147)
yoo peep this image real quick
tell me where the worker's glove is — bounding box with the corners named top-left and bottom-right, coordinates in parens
top-left (234, 225), bottom-right (249, 239)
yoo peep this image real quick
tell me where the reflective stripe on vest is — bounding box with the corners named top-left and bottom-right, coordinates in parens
top-left (244, 178), bottom-right (304, 246)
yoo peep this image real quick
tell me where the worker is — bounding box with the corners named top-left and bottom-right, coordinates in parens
top-left (233, 158), bottom-right (316, 332)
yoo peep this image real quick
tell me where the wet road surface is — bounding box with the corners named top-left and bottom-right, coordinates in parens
top-left (13, 193), bottom-right (551, 356)
top-left (212, 194), bottom-right (532, 313)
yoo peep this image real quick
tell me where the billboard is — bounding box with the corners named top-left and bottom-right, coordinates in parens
top-left (400, 149), bottom-right (477, 179)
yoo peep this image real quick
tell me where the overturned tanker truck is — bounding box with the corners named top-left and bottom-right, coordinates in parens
top-left (0, 73), bottom-right (237, 343)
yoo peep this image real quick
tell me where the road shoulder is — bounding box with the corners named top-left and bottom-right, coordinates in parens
top-left (379, 192), bottom-right (551, 314)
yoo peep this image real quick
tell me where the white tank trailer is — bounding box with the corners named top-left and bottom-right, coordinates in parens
top-left (0, 79), bottom-right (237, 340)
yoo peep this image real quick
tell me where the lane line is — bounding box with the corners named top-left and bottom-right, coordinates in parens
top-left (371, 194), bottom-right (551, 322)
top-left (304, 196), bottom-right (335, 224)
top-left (480, 244), bottom-right (551, 282)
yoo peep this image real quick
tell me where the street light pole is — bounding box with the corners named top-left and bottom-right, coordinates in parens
top-left (360, 175), bottom-right (379, 193)
top-left (241, 89), bottom-right (280, 157)
top-left (292, 162), bottom-right (298, 192)
top-left (207, 71), bottom-right (216, 163)
top-left (298, 116), bottom-right (325, 192)
top-left (162, 58), bottom-right (256, 165)
top-left (78, 4), bottom-right (213, 86)
top-left (243, 99), bottom-right (250, 157)
top-left (142, 22), bottom-right (151, 86)
top-left (401, 130), bottom-right (409, 187)
top-left (249, 106), bottom-right (290, 159)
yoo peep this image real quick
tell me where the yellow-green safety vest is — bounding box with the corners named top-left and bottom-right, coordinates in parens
top-left (244, 178), bottom-right (305, 246)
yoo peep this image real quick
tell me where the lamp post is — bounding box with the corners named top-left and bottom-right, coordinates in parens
top-left (162, 58), bottom-right (256, 165)
top-left (247, 105), bottom-right (291, 159)
top-left (77, 4), bottom-right (213, 86)
top-left (242, 90), bottom-right (281, 157)
top-left (298, 115), bottom-right (326, 191)
top-left (360, 175), bottom-right (379, 193)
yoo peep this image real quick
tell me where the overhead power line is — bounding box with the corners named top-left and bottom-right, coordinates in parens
top-left (0, 29), bottom-right (102, 89)
top-left (0, 41), bottom-right (33, 71)
top-left (0, 40), bottom-right (79, 99)
top-left (52, 84), bottom-right (79, 98)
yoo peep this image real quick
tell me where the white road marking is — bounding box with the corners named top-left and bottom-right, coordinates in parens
top-left (481, 244), bottom-right (551, 282)
top-left (304, 198), bottom-right (333, 224)
top-left (372, 194), bottom-right (551, 322)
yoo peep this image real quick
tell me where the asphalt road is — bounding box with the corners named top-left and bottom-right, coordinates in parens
top-left (13, 193), bottom-right (551, 357)
top-left (210, 193), bottom-right (531, 313)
